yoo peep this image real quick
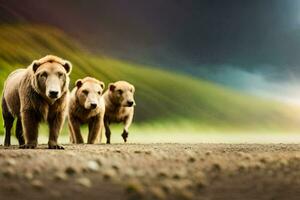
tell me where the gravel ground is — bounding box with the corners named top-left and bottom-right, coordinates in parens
top-left (0, 143), bottom-right (300, 200)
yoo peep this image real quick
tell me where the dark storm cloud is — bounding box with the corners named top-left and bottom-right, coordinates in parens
top-left (1, 0), bottom-right (300, 79)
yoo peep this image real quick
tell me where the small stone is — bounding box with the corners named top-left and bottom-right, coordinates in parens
top-left (124, 168), bottom-right (135, 178)
top-left (76, 177), bottom-right (92, 188)
top-left (96, 157), bottom-right (105, 166)
top-left (33, 167), bottom-right (41, 175)
top-left (24, 171), bottom-right (34, 180)
top-left (196, 180), bottom-right (207, 189)
top-left (125, 179), bottom-right (144, 194)
top-left (238, 163), bottom-right (247, 172)
top-left (2, 168), bottom-right (15, 178)
top-left (134, 150), bottom-right (141, 154)
top-left (279, 159), bottom-right (288, 167)
top-left (211, 163), bottom-right (222, 171)
top-left (6, 184), bottom-right (20, 192)
top-left (5, 158), bottom-right (17, 166)
top-left (150, 187), bottom-right (166, 200)
top-left (111, 161), bottom-right (120, 171)
top-left (178, 190), bottom-right (194, 200)
top-left (259, 157), bottom-right (268, 163)
top-left (65, 166), bottom-right (77, 176)
top-left (103, 169), bottom-right (116, 180)
top-left (254, 163), bottom-right (262, 170)
top-left (50, 190), bottom-right (62, 198)
top-left (188, 157), bottom-right (196, 163)
top-left (157, 171), bottom-right (168, 178)
top-left (31, 180), bottom-right (44, 190)
top-left (205, 151), bottom-right (212, 156)
top-left (54, 172), bottom-right (68, 181)
top-left (86, 160), bottom-right (100, 172)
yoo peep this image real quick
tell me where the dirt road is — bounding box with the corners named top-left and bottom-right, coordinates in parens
top-left (0, 143), bottom-right (299, 200)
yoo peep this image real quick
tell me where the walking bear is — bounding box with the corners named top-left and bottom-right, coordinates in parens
top-left (68, 77), bottom-right (105, 144)
top-left (1, 55), bottom-right (72, 149)
top-left (103, 81), bottom-right (136, 144)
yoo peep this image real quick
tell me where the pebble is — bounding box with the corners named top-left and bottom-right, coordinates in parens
top-left (103, 169), bottom-right (116, 180)
top-left (178, 190), bottom-right (194, 200)
top-left (6, 184), bottom-right (20, 192)
top-left (5, 158), bottom-right (17, 166)
top-left (259, 157), bottom-right (268, 163)
top-left (196, 179), bottom-right (207, 189)
top-left (24, 171), bottom-right (34, 180)
top-left (2, 168), bottom-right (15, 178)
top-left (86, 160), bottom-right (100, 172)
top-left (125, 179), bottom-right (144, 194)
top-left (188, 156), bottom-right (196, 163)
top-left (65, 166), bottom-right (77, 176)
top-left (96, 157), bottom-right (105, 166)
top-left (111, 161), bottom-right (120, 171)
top-left (157, 170), bottom-right (168, 178)
top-left (31, 180), bottom-right (44, 190)
top-left (150, 186), bottom-right (166, 200)
top-left (76, 177), bottom-right (92, 188)
top-left (54, 172), bottom-right (68, 181)
top-left (124, 168), bottom-right (135, 178)
top-left (238, 162), bottom-right (248, 171)
top-left (211, 163), bottom-right (222, 171)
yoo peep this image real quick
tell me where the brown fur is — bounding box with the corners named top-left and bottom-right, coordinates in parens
top-left (103, 81), bottom-right (135, 144)
top-left (68, 77), bottom-right (105, 144)
top-left (1, 55), bottom-right (72, 149)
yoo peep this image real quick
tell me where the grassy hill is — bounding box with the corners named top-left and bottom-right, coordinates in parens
top-left (0, 24), bottom-right (300, 135)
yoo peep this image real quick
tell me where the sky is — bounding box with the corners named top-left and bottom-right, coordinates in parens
top-left (1, 0), bottom-right (300, 103)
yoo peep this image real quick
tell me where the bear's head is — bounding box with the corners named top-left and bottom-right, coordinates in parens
top-left (108, 81), bottom-right (136, 107)
top-left (75, 77), bottom-right (105, 110)
top-left (31, 55), bottom-right (72, 104)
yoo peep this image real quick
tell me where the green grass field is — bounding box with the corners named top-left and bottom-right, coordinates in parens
top-left (1, 24), bottom-right (300, 137)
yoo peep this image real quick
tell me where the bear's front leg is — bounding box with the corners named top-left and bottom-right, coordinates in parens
top-left (87, 115), bottom-right (103, 144)
top-left (48, 112), bottom-right (64, 149)
top-left (104, 118), bottom-right (111, 144)
top-left (122, 113), bottom-right (133, 143)
top-left (68, 115), bottom-right (84, 144)
top-left (20, 110), bottom-right (40, 149)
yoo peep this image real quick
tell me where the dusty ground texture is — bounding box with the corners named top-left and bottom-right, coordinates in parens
top-left (0, 143), bottom-right (300, 200)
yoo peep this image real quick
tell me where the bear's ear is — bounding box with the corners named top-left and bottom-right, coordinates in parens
top-left (63, 61), bottom-right (72, 74)
top-left (75, 79), bottom-right (83, 88)
top-left (99, 81), bottom-right (105, 89)
top-left (109, 83), bottom-right (116, 92)
top-left (32, 60), bottom-right (40, 73)
top-left (131, 85), bottom-right (135, 93)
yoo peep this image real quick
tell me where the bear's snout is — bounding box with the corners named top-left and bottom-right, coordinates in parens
top-left (49, 90), bottom-right (59, 99)
top-left (90, 103), bottom-right (97, 109)
top-left (127, 100), bottom-right (134, 107)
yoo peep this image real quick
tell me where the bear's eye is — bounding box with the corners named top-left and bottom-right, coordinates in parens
top-left (57, 72), bottom-right (64, 78)
top-left (82, 90), bottom-right (89, 95)
top-left (97, 91), bottom-right (101, 95)
top-left (117, 89), bottom-right (123, 95)
top-left (41, 72), bottom-right (48, 78)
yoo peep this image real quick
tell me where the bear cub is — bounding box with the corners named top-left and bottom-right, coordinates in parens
top-left (103, 81), bottom-right (136, 144)
top-left (68, 77), bottom-right (105, 144)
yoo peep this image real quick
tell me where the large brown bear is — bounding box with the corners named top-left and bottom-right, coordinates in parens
top-left (68, 77), bottom-right (105, 144)
top-left (103, 81), bottom-right (136, 144)
top-left (1, 55), bottom-right (72, 149)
